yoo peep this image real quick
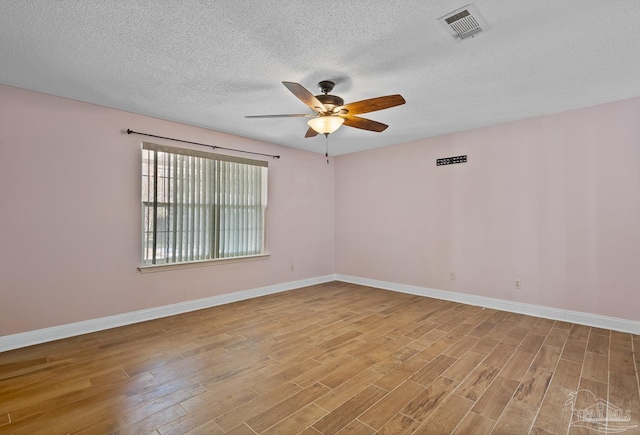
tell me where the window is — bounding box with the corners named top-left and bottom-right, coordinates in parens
top-left (141, 143), bottom-right (268, 266)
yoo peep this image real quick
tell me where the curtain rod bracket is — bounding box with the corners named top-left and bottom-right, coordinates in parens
top-left (126, 129), bottom-right (280, 159)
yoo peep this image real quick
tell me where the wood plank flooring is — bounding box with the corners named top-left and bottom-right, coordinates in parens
top-left (1, 282), bottom-right (639, 434)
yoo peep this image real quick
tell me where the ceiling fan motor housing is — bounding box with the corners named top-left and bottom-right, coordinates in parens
top-left (317, 94), bottom-right (344, 112)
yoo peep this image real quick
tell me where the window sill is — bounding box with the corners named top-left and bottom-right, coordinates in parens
top-left (137, 253), bottom-right (270, 274)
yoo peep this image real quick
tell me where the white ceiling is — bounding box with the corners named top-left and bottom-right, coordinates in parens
top-left (1, 1), bottom-right (639, 155)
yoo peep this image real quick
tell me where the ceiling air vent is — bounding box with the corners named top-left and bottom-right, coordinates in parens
top-left (438, 4), bottom-right (487, 42)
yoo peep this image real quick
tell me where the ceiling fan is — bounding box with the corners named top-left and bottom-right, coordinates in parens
top-left (245, 81), bottom-right (405, 137)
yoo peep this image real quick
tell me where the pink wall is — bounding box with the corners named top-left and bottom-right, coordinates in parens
top-left (2, 83), bottom-right (638, 337)
top-left (335, 97), bottom-right (640, 321)
top-left (0, 84), bottom-right (335, 335)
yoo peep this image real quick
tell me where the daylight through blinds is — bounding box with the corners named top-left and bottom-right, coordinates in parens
top-left (142, 143), bottom-right (268, 265)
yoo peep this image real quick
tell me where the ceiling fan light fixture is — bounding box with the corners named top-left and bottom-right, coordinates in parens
top-left (307, 116), bottom-right (344, 135)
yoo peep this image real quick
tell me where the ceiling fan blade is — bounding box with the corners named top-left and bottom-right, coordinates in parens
top-left (245, 114), bottom-right (315, 118)
top-left (282, 81), bottom-right (327, 113)
top-left (305, 127), bottom-right (319, 138)
top-left (343, 115), bottom-right (388, 132)
top-left (339, 94), bottom-right (405, 115)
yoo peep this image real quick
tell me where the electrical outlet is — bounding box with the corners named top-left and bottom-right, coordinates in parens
top-left (515, 279), bottom-right (522, 289)
top-left (450, 272), bottom-right (456, 281)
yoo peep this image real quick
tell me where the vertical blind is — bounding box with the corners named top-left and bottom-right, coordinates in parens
top-left (142, 143), bottom-right (268, 265)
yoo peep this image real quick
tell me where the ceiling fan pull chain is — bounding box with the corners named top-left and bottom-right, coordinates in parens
top-left (325, 134), bottom-right (329, 164)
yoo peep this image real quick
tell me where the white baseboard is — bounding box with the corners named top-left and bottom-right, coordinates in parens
top-left (335, 274), bottom-right (640, 335)
top-left (4, 274), bottom-right (638, 352)
top-left (0, 275), bottom-right (335, 352)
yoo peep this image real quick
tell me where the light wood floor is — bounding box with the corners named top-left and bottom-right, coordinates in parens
top-left (1, 282), bottom-right (639, 434)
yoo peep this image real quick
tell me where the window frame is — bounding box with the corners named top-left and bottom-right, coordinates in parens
top-left (139, 142), bottom-right (269, 272)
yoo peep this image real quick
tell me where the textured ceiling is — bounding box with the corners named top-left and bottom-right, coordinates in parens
top-left (1, 1), bottom-right (639, 155)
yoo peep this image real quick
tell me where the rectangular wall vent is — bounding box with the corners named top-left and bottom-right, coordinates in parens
top-left (438, 4), bottom-right (487, 42)
top-left (437, 155), bottom-right (467, 166)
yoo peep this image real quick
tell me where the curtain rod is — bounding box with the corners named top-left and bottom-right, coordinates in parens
top-left (126, 129), bottom-right (280, 159)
